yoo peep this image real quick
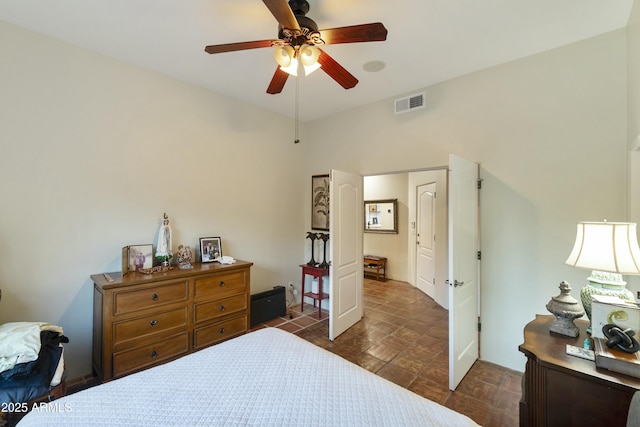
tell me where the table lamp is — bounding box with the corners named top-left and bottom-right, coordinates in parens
top-left (564, 221), bottom-right (640, 333)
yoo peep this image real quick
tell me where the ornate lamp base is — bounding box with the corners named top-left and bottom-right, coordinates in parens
top-left (546, 281), bottom-right (585, 337)
top-left (580, 271), bottom-right (635, 334)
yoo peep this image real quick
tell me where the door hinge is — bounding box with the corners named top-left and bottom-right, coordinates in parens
top-left (478, 322), bottom-right (482, 332)
top-left (477, 179), bottom-right (483, 189)
top-left (477, 251), bottom-right (481, 260)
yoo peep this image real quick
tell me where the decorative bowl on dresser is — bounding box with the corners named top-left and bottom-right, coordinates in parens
top-left (92, 260), bottom-right (252, 381)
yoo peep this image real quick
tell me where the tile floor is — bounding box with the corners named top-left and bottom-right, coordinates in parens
top-left (253, 278), bottom-right (522, 427)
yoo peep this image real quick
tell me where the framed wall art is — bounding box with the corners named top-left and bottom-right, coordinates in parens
top-left (200, 237), bottom-right (222, 263)
top-left (312, 174), bottom-right (330, 231)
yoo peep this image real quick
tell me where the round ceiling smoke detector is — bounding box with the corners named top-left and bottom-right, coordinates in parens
top-left (363, 60), bottom-right (386, 72)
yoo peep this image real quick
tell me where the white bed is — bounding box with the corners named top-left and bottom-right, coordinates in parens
top-left (17, 328), bottom-right (479, 426)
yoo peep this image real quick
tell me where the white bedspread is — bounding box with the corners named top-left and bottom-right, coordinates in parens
top-left (17, 328), bottom-right (479, 426)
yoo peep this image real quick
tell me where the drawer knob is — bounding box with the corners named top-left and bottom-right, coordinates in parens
top-left (151, 350), bottom-right (158, 359)
top-left (219, 281), bottom-right (225, 287)
top-left (219, 305), bottom-right (225, 312)
top-left (219, 328), bottom-right (225, 334)
top-left (151, 293), bottom-right (159, 301)
top-left (150, 320), bottom-right (158, 326)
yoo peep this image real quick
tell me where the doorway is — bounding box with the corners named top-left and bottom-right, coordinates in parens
top-left (342, 159), bottom-right (479, 390)
top-left (364, 169), bottom-right (448, 308)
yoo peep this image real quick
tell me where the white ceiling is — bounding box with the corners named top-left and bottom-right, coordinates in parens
top-left (0, 0), bottom-right (633, 122)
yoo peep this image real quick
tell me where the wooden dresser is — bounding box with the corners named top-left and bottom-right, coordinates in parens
top-left (519, 314), bottom-right (640, 427)
top-left (92, 260), bottom-right (252, 381)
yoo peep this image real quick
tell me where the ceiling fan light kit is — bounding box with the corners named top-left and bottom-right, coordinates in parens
top-left (274, 45), bottom-right (295, 67)
top-left (204, 0), bottom-right (387, 94)
top-left (299, 44), bottom-right (320, 66)
top-left (274, 44), bottom-right (321, 76)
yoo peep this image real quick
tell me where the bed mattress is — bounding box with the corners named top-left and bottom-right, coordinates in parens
top-left (17, 328), bottom-right (479, 426)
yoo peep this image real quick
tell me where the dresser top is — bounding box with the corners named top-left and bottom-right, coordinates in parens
top-left (92, 260), bottom-right (253, 290)
top-left (519, 314), bottom-right (640, 390)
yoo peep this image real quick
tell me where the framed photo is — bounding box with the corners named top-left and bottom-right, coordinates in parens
top-left (126, 244), bottom-right (153, 272)
top-left (312, 174), bottom-right (330, 231)
top-left (200, 237), bottom-right (222, 263)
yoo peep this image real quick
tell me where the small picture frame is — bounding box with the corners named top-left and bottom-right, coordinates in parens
top-left (200, 237), bottom-right (222, 263)
top-left (126, 244), bottom-right (153, 272)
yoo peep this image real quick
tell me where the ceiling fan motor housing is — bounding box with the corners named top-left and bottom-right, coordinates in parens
top-left (278, 0), bottom-right (318, 46)
top-left (288, 0), bottom-right (310, 16)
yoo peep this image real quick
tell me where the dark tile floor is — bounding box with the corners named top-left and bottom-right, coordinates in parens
top-left (254, 278), bottom-right (522, 427)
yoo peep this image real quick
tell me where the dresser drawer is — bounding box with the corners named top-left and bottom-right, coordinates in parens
top-left (193, 294), bottom-right (246, 324)
top-left (193, 315), bottom-right (247, 350)
top-left (113, 280), bottom-right (188, 315)
top-left (194, 271), bottom-right (246, 299)
top-left (113, 332), bottom-right (188, 378)
top-left (113, 307), bottom-right (187, 345)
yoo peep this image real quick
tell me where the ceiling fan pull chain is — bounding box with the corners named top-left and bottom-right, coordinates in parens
top-left (294, 74), bottom-right (300, 144)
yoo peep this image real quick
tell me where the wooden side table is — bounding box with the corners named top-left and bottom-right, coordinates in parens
top-left (363, 255), bottom-right (386, 281)
top-left (519, 314), bottom-right (640, 427)
top-left (299, 264), bottom-right (329, 318)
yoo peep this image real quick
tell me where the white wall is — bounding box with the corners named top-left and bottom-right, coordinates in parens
top-left (627, 1), bottom-right (640, 295)
top-left (629, 0), bottom-right (640, 152)
top-left (303, 30), bottom-right (628, 371)
top-left (363, 174), bottom-right (408, 281)
top-left (0, 22), bottom-right (306, 378)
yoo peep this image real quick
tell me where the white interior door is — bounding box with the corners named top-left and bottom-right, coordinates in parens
top-left (416, 183), bottom-right (436, 299)
top-left (448, 154), bottom-right (480, 390)
top-left (329, 169), bottom-right (363, 340)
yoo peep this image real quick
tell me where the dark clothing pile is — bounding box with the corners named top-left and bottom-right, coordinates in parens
top-left (0, 331), bottom-right (68, 406)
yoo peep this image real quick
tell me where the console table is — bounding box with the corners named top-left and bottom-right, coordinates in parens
top-left (299, 264), bottom-right (329, 318)
top-left (363, 255), bottom-right (386, 281)
top-left (519, 315), bottom-right (640, 427)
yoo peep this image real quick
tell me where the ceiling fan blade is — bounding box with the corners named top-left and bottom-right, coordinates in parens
top-left (319, 23), bottom-right (387, 45)
top-left (266, 66), bottom-right (289, 94)
top-left (205, 39), bottom-right (274, 54)
top-left (317, 49), bottom-right (358, 90)
top-left (262, 0), bottom-right (300, 31)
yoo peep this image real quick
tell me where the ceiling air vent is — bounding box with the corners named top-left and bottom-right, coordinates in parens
top-left (394, 92), bottom-right (425, 115)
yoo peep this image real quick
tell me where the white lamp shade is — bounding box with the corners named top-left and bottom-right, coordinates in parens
top-left (274, 45), bottom-right (295, 67)
top-left (299, 44), bottom-right (320, 66)
top-left (279, 57), bottom-right (299, 76)
top-left (565, 221), bottom-right (640, 274)
top-left (303, 61), bottom-right (321, 75)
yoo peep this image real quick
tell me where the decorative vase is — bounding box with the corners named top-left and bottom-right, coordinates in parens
top-left (306, 232), bottom-right (318, 266)
top-left (546, 281), bottom-right (585, 337)
top-left (318, 233), bottom-right (330, 268)
top-left (580, 271), bottom-right (635, 334)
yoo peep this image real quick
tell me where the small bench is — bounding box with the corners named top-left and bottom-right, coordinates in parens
top-left (363, 255), bottom-right (386, 281)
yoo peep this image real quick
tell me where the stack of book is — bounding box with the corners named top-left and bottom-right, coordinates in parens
top-left (593, 337), bottom-right (640, 379)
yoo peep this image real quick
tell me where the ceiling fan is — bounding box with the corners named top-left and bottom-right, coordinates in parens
top-left (204, 0), bottom-right (388, 94)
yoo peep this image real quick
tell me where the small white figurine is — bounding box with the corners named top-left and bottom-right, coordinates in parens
top-left (156, 213), bottom-right (173, 265)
